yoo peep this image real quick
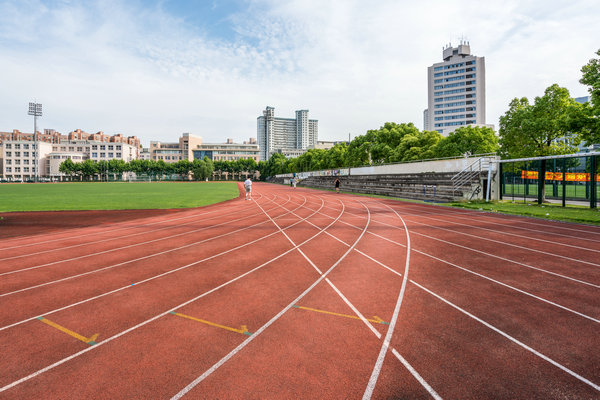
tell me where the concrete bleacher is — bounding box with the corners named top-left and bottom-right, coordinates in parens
top-left (274, 171), bottom-right (486, 203)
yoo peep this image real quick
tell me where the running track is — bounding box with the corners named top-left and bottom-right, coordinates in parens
top-left (0, 182), bottom-right (598, 399)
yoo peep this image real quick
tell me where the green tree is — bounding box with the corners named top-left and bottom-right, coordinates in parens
top-left (191, 159), bottom-right (207, 180)
top-left (391, 130), bottom-right (443, 162)
top-left (576, 49), bottom-right (600, 146)
top-left (79, 159), bottom-right (98, 181)
top-left (434, 126), bottom-right (498, 158)
top-left (108, 159), bottom-right (126, 180)
top-left (59, 158), bottom-right (76, 180)
top-left (499, 84), bottom-right (582, 202)
top-left (499, 84), bottom-right (581, 159)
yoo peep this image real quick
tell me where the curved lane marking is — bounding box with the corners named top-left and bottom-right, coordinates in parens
top-left (0, 190), bottom-right (338, 392)
top-left (169, 195), bottom-right (370, 399)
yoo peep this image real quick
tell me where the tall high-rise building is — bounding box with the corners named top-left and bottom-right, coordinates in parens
top-left (257, 106), bottom-right (318, 161)
top-left (425, 41), bottom-right (486, 136)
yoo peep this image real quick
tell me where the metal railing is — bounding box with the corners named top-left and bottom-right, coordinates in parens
top-left (451, 156), bottom-right (494, 199)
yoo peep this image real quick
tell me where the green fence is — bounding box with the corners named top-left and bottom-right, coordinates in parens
top-left (499, 153), bottom-right (599, 208)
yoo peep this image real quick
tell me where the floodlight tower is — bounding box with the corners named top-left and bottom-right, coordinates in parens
top-left (28, 102), bottom-right (43, 182)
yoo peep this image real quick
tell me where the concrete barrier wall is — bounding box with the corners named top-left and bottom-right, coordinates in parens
top-left (350, 156), bottom-right (497, 175)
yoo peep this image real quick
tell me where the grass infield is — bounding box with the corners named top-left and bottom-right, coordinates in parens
top-left (0, 181), bottom-right (240, 212)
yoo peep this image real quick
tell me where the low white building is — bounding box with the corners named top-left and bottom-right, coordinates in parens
top-left (1, 140), bottom-right (53, 181)
top-left (1, 139), bottom-right (138, 181)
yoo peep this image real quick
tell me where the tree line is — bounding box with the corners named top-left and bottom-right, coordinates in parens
top-left (59, 157), bottom-right (216, 181)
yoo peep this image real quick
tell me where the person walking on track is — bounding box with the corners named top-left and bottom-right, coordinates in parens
top-left (334, 178), bottom-right (340, 193)
top-left (244, 177), bottom-right (253, 200)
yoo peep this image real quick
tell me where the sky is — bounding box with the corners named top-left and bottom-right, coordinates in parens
top-left (0, 0), bottom-right (599, 146)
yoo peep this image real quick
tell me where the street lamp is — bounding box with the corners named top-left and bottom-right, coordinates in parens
top-left (28, 102), bottom-right (42, 182)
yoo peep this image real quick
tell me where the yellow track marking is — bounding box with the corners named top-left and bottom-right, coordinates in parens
top-left (37, 317), bottom-right (99, 345)
top-left (293, 305), bottom-right (389, 325)
top-left (170, 312), bottom-right (251, 336)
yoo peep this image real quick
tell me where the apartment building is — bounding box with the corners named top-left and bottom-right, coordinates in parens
top-left (150, 134), bottom-right (259, 163)
top-left (257, 106), bottom-right (318, 161)
top-left (425, 41), bottom-right (486, 136)
top-left (0, 129), bottom-right (140, 181)
top-left (1, 140), bottom-right (53, 181)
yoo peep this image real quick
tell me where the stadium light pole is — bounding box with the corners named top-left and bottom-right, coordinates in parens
top-left (28, 102), bottom-right (43, 182)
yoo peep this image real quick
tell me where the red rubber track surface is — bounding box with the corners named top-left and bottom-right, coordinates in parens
top-left (0, 182), bottom-right (598, 399)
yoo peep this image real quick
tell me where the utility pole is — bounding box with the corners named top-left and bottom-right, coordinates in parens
top-left (28, 102), bottom-right (43, 182)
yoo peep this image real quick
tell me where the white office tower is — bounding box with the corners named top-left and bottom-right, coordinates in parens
top-left (257, 106), bottom-right (318, 161)
top-left (426, 41), bottom-right (486, 136)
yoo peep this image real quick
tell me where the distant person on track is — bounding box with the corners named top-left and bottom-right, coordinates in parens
top-left (244, 177), bottom-right (252, 200)
top-left (291, 177), bottom-right (297, 188)
top-left (334, 178), bottom-right (340, 193)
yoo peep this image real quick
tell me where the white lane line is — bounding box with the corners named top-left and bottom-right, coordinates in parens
top-left (309, 202), bottom-right (598, 395)
top-left (281, 196), bottom-right (439, 399)
top-left (0, 195), bottom-right (288, 277)
top-left (361, 228), bottom-right (600, 322)
top-left (259, 195), bottom-right (383, 339)
top-left (0, 197), bottom-right (293, 297)
top-left (0, 196), bottom-right (310, 332)
top-left (0, 189), bottom-right (338, 393)
top-left (170, 199), bottom-right (371, 400)
top-left (326, 200), bottom-right (600, 266)
top-left (400, 212), bottom-right (600, 254)
top-left (391, 349), bottom-right (443, 400)
top-left (395, 201), bottom-right (600, 236)
top-left (394, 207), bottom-right (600, 244)
top-left (315, 202), bottom-right (600, 288)
top-left (411, 280), bottom-right (600, 393)
top-left (363, 202), bottom-right (411, 400)
top-left (408, 230), bottom-right (600, 289)
top-left (297, 202), bottom-right (600, 322)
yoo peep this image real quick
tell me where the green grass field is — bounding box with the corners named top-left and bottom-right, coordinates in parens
top-left (502, 182), bottom-right (599, 200)
top-left (0, 182), bottom-right (240, 212)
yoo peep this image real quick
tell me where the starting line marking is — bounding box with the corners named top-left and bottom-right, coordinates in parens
top-left (37, 317), bottom-right (98, 345)
top-left (170, 312), bottom-right (252, 336)
top-left (292, 305), bottom-right (389, 325)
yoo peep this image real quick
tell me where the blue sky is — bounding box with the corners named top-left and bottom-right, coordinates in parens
top-left (0, 0), bottom-right (599, 146)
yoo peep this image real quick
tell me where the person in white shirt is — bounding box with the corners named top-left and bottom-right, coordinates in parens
top-left (244, 177), bottom-right (252, 200)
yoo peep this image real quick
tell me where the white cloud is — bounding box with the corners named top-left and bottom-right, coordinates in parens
top-left (0, 0), bottom-right (598, 146)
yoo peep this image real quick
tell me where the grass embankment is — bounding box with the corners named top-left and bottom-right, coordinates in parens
top-left (0, 181), bottom-right (240, 212)
top-left (447, 200), bottom-right (600, 226)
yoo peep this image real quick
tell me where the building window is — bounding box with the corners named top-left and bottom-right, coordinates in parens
top-left (6, 152), bottom-right (11, 157)
top-left (116, 153), bottom-right (121, 158)
top-left (6, 159), bottom-right (11, 164)
top-left (6, 167), bottom-right (11, 172)
top-left (116, 145), bottom-right (122, 150)
top-left (5, 144), bottom-right (11, 149)
top-left (108, 153), bottom-right (113, 158)
top-left (15, 152), bottom-right (20, 157)
top-left (24, 167), bottom-right (29, 172)
top-left (92, 152), bottom-right (98, 158)
top-left (92, 145), bottom-right (98, 150)
top-left (108, 145), bottom-right (114, 150)
top-left (24, 159), bottom-right (29, 164)
top-left (100, 153), bottom-right (105, 158)
top-left (77, 147), bottom-right (83, 151)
